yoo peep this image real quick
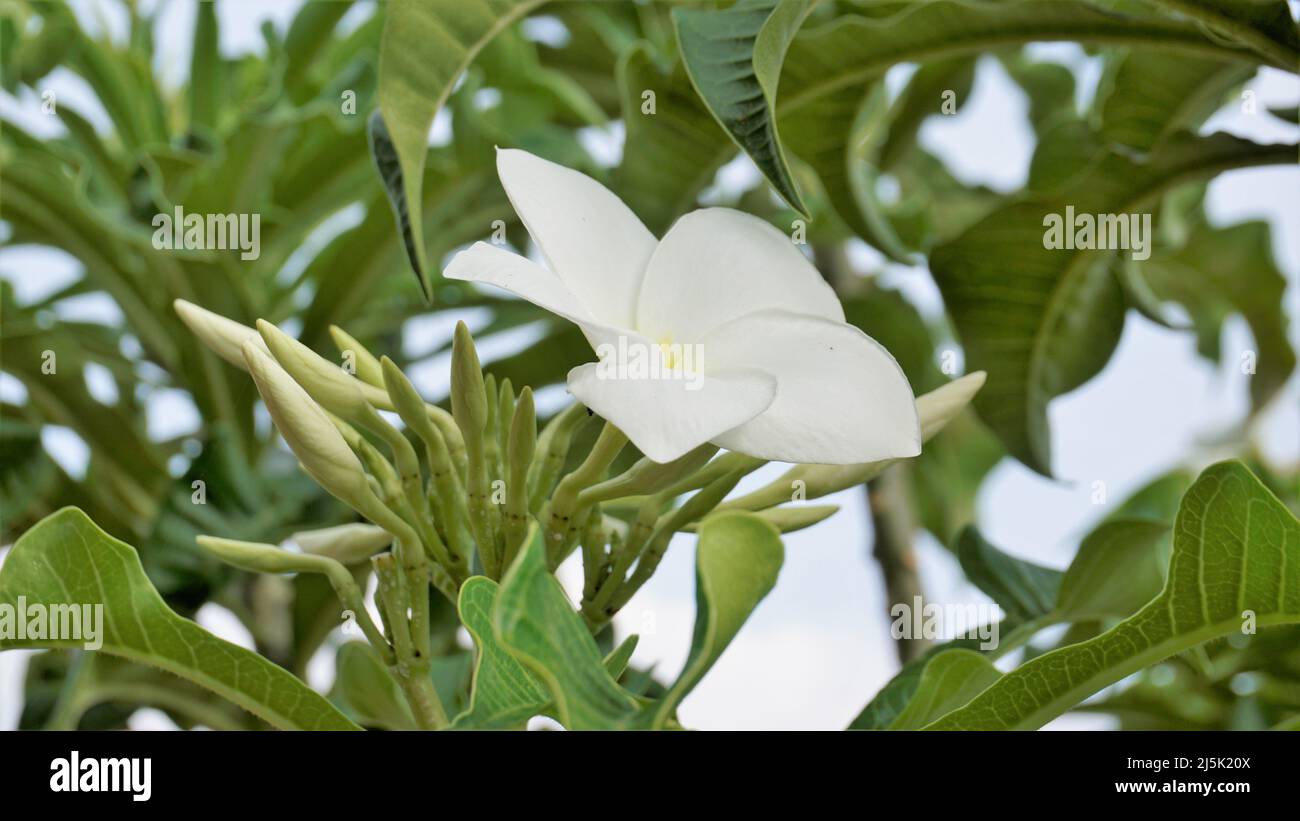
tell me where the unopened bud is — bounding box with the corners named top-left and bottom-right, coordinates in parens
top-left (451, 321), bottom-right (488, 437)
top-left (173, 299), bottom-right (267, 369)
top-left (329, 325), bottom-right (385, 387)
top-left (243, 341), bottom-right (371, 510)
top-left (258, 319), bottom-right (373, 420)
top-left (293, 523), bottom-right (393, 565)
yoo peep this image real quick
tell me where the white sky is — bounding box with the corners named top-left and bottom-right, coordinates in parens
top-left (1, 1), bottom-right (1297, 730)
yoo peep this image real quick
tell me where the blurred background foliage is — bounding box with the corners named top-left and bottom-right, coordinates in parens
top-left (0, 0), bottom-right (1296, 729)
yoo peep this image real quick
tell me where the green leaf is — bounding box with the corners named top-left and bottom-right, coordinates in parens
top-left (957, 528), bottom-right (1062, 624)
top-left (1139, 0), bottom-right (1300, 69)
top-left (652, 511), bottom-right (784, 727)
top-left (930, 131), bottom-right (1293, 474)
top-left (1055, 519), bottom-right (1171, 621)
top-left (878, 56), bottom-right (978, 172)
top-left (613, 44), bottom-right (730, 234)
top-left (1097, 51), bottom-right (1251, 153)
top-left (673, 0), bottom-right (815, 214)
top-left (887, 649), bottom-right (1001, 730)
top-left (493, 530), bottom-right (640, 729)
top-left (1107, 469), bottom-right (1195, 523)
top-left (331, 641), bottom-right (416, 730)
top-left (367, 110), bottom-right (429, 299)
top-left (376, 0), bottom-right (542, 296)
top-left (0, 509), bottom-right (360, 731)
top-left (926, 461), bottom-right (1300, 729)
top-left (781, 81), bottom-right (914, 261)
top-left (452, 576), bottom-right (549, 730)
top-left (603, 634), bottom-right (640, 680)
top-left (1138, 220), bottom-right (1296, 410)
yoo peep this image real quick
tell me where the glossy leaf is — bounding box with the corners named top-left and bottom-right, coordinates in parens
top-left (652, 511), bottom-right (784, 727)
top-left (452, 576), bottom-right (549, 730)
top-left (673, 0), bottom-right (815, 214)
top-left (927, 461), bottom-right (1300, 729)
top-left (375, 0), bottom-right (543, 294)
top-left (0, 509), bottom-right (360, 731)
top-left (493, 530), bottom-right (640, 729)
top-left (930, 131), bottom-right (1293, 474)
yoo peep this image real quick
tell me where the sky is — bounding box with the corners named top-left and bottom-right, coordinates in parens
top-left (1, 0), bottom-right (1297, 731)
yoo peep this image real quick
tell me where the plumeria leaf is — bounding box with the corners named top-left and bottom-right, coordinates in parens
top-left (1054, 519), bottom-right (1171, 622)
top-left (1137, 219), bottom-right (1296, 411)
top-left (886, 649), bottom-right (1001, 730)
top-left (613, 43), bottom-right (731, 234)
top-left (452, 576), bottom-right (550, 730)
top-left (375, 0), bottom-right (543, 295)
top-left (956, 529), bottom-right (1062, 625)
top-left (0, 508), bottom-right (361, 731)
top-left (673, 0), bottom-right (816, 215)
top-left (650, 511), bottom-right (784, 728)
top-left (366, 110), bottom-right (427, 298)
top-left (602, 635), bottom-right (640, 680)
top-left (331, 641), bottom-right (417, 731)
top-left (930, 131), bottom-right (1294, 474)
top-left (493, 530), bottom-right (640, 729)
top-left (781, 81), bottom-right (914, 261)
top-left (1097, 51), bottom-right (1251, 153)
top-left (925, 461), bottom-right (1300, 729)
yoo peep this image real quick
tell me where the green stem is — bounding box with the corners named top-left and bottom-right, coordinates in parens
top-left (543, 421), bottom-right (627, 566)
top-left (398, 670), bottom-right (448, 730)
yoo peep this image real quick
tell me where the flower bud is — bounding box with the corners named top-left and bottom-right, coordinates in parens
top-left (258, 319), bottom-right (373, 420)
top-left (197, 535), bottom-right (336, 578)
top-left (293, 523), bottom-right (393, 565)
top-left (917, 371), bottom-right (986, 440)
top-left (173, 299), bottom-right (267, 369)
top-left (329, 325), bottom-right (385, 388)
top-left (508, 386), bottom-right (537, 480)
top-left (451, 321), bottom-right (488, 437)
top-left (243, 341), bottom-right (371, 510)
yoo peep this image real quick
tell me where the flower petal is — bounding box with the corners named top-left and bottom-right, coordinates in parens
top-left (702, 310), bottom-right (920, 464)
top-left (444, 242), bottom-right (628, 349)
top-left (496, 148), bottom-right (657, 329)
top-left (635, 208), bottom-right (843, 343)
top-left (567, 361), bottom-right (776, 463)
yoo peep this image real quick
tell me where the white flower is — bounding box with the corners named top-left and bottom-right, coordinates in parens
top-left (445, 149), bottom-right (921, 464)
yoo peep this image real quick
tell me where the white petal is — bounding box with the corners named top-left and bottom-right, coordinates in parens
top-left (635, 208), bottom-right (844, 343)
top-left (567, 361), bottom-right (776, 464)
top-left (496, 148), bottom-right (657, 329)
top-left (444, 242), bottom-right (628, 349)
top-left (702, 310), bottom-right (920, 464)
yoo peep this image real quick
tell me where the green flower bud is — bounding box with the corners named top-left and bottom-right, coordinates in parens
top-left (450, 321), bottom-right (488, 437)
top-left (242, 341), bottom-right (371, 510)
top-left (197, 535), bottom-right (340, 580)
top-left (173, 299), bottom-right (267, 369)
top-left (508, 386), bottom-right (537, 481)
top-left (329, 325), bottom-right (385, 388)
top-left (199, 533), bottom-right (393, 665)
top-left (258, 319), bottom-right (373, 421)
top-left (293, 523), bottom-right (393, 565)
